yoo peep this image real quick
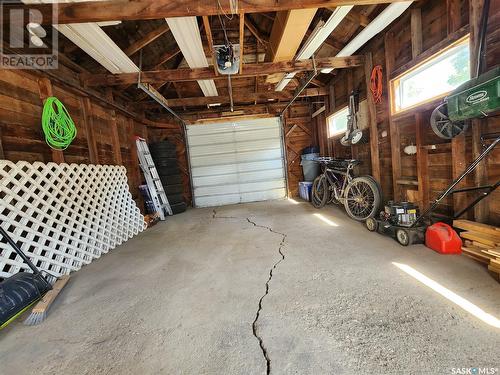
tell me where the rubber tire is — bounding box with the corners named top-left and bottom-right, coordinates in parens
top-left (164, 184), bottom-right (183, 195)
top-left (366, 217), bottom-right (378, 232)
top-left (151, 148), bottom-right (177, 158)
top-left (159, 174), bottom-right (182, 185)
top-left (350, 129), bottom-right (368, 144)
top-left (396, 228), bottom-right (411, 246)
top-left (167, 193), bottom-right (184, 205)
top-left (340, 134), bottom-right (351, 146)
top-left (311, 175), bottom-right (329, 209)
top-left (154, 158), bottom-right (178, 167)
top-left (150, 141), bottom-right (176, 150)
top-left (170, 202), bottom-right (187, 215)
top-left (157, 166), bottom-right (180, 176)
top-left (343, 176), bottom-right (382, 221)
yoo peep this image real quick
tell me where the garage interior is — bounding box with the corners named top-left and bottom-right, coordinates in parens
top-left (0, 0), bottom-right (499, 374)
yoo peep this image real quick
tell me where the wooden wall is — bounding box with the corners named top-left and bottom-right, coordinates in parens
top-left (316, 0), bottom-right (500, 225)
top-left (0, 68), bottom-right (181, 212)
top-left (283, 102), bottom-right (314, 197)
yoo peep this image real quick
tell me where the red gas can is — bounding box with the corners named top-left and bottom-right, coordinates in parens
top-left (425, 222), bottom-right (462, 254)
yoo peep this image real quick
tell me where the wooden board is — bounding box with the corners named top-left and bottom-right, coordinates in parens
top-left (460, 231), bottom-right (500, 247)
top-left (454, 220), bottom-right (500, 237)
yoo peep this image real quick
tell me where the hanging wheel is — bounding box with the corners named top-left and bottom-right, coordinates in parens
top-left (430, 103), bottom-right (468, 139)
top-left (366, 217), bottom-right (378, 232)
top-left (396, 228), bottom-right (411, 246)
top-left (340, 134), bottom-right (351, 146)
top-left (351, 129), bottom-right (367, 144)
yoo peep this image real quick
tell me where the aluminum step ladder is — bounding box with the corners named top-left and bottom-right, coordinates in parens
top-left (135, 137), bottom-right (172, 220)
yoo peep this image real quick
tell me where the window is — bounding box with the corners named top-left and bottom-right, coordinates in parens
top-left (391, 36), bottom-right (470, 113)
top-left (327, 107), bottom-right (349, 137)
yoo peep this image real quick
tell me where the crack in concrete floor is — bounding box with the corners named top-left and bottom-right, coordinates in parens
top-left (212, 208), bottom-right (287, 375)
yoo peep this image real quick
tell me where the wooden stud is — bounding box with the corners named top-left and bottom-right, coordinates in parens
top-left (410, 8), bottom-right (422, 58)
top-left (447, 0), bottom-right (462, 34)
top-left (37, 78), bottom-right (64, 163)
top-left (0, 126), bottom-right (5, 159)
top-left (469, 0), bottom-right (488, 222)
top-left (80, 97), bottom-right (99, 164)
top-left (384, 31), bottom-right (401, 200)
top-left (415, 113), bottom-right (429, 211)
top-left (364, 53), bottom-right (381, 183)
top-left (239, 13), bottom-right (245, 74)
top-left (105, 89), bottom-right (123, 165)
top-left (451, 132), bottom-right (470, 218)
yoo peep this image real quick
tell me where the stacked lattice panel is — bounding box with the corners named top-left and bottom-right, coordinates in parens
top-left (0, 161), bottom-right (146, 280)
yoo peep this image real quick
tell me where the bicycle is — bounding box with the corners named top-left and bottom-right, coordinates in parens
top-left (311, 157), bottom-right (382, 221)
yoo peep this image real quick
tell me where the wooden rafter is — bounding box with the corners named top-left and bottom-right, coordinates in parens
top-left (135, 87), bottom-right (327, 109)
top-left (124, 23), bottom-right (170, 56)
top-left (30, 0), bottom-right (409, 24)
top-left (244, 16), bottom-right (268, 46)
top-left (84, 55), bottom-right (364, 86)
top-left (202, 16), bottom-right (218, 76)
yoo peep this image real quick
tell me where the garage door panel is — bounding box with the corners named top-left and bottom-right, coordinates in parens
top-left (187, 120), bottom-right (279, 136)
top-left (189, 139), bottom-right (281, 158)
top-left (193, 169), bottom-right (284, 188)
top-left (194, 188), bottom-right (286, 208)
top-left (188, 127), bottom-right (280, 146)
top-left (191, 159), bottom-right (284, 178)
top-left (190, 148), bottom-right (283, 168)
top-left (194, 179), bottom-right (285, 197)
top-left (187, 117), bottom-right (286, 207)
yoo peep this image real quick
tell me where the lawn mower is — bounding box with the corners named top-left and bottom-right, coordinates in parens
top-left (430, 0), bottom-right (499, 139)
top-left (366, 135), bottom-right (500, 246)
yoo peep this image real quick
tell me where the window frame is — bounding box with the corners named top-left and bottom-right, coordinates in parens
top-left (389, 35), bottom-right (470, 115)
top-left (327, 106), bottom-right (349, 138)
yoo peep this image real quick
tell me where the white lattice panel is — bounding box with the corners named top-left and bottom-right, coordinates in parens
top-left (0, 161), bottom-right (146, 280)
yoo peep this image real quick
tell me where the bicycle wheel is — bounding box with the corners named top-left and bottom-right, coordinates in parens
top-left (343, 176), bottom-right (381, 221)
top-left (311, 175), bottom-right (329, 208)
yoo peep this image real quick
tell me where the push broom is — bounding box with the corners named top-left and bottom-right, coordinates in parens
top-left (0, 225), bottom-right (69, 328)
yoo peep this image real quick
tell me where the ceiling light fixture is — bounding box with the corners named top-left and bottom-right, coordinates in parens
top-left (275, 6), bottom-right (352, 91)
top-left (166, 17), bottom-right (218, 97)
top-left (321, 2), bottom-right (413, 74)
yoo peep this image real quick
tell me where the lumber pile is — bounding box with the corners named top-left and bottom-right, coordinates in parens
top-left (454, 220), bottom-right (500, 280)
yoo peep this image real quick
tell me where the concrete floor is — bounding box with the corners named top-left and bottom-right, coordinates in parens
top-left (1, 200), bottom-right (499, 375)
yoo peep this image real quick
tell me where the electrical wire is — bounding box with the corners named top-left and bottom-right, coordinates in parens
top-left (370, 65), bottom-right (383, 104)
top-left (216, 0), bottom-right (236, 20)
top-left (41, 97), bottom-right (77, 150)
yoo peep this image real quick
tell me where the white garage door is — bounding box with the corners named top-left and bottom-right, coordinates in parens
top-left (186, 117), bottom-right (286, 207)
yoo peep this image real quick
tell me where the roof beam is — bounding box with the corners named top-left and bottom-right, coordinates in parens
top-left (244, 16), bottom-right (268, 46)
top-left (84, 55), bottom-right (364, 86)
top-left (27, 1), bottom-right (413, 25)
top-left (124, 23), bottom-right (170, 56)
top-left (136, 87), bottom-right (327, 108)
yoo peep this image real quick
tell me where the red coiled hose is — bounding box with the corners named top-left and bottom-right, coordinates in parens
top-left (370, 65), bottom-right (383, 104)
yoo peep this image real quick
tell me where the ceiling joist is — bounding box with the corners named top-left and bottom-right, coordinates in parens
top-left (84, 55), bottom-right (364, 86)
top-left (135, 87), bottom-right (327, 109)
top-left (124, 23), bottom-right (171, 56)
top-left (27, 0), bottom-right (412, 24)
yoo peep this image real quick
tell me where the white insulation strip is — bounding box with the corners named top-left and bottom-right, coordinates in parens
top-left (0, 161), bottom-right (146, 279)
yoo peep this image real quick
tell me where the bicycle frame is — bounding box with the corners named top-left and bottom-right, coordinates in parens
top-left (321, 163), bottom-right (356, 204)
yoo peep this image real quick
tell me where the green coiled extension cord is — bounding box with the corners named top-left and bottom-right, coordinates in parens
top-left (42, 97), bottom-right (77, 150)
